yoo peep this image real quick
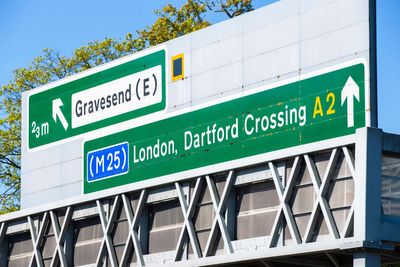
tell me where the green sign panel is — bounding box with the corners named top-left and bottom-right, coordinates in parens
top-left (84, 62), bottom-right (366, 194)
top-left (28, 49), bottom-right (166, 149)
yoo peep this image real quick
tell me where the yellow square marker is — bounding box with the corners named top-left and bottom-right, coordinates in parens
top-left (171, 53), bottom-right (184, 82)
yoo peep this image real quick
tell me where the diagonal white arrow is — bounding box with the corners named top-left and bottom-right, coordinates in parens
top-left (52, 98), bottom-right (69, 130)
top-left (341, 76), bottom-right (360, 128)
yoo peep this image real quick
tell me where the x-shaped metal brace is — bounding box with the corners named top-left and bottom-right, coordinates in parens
top-left (204, 171), bottom-right (235, 256)
top-left (49, 207), bottom-right (73, 267)
top-left (28, 212), bottom-right (49, 267)
top-left (96, 195), bottom-right (121, 267)
top-left (303, 149), bottom-right (340, 242)
top-left (119, 189), bottom-right (148, 267)
top-left (174, 178), bottom-right (203, 260)
top-left (268, 156), bottom-right (302, 246)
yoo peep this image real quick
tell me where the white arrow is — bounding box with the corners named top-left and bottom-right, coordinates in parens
top-left (341, 76), bottom-right (360, 128)
top-left (52, 98), bottom-right (69, 130)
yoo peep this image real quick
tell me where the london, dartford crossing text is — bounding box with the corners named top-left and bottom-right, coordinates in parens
top-left (133, 105), bottom-right (306, 164)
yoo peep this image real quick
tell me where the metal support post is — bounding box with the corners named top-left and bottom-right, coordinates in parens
top-left (355, 128), bottom-right (382, 241)
top-left (0, 223), bottom-right (7, 266)
top-left (353, 251), bottom-right (381, 267)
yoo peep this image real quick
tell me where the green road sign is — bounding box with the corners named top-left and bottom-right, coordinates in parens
top-left (84, 61), bottom-right (366, 194)
top-left (28, 49), bottom-right (166, 149)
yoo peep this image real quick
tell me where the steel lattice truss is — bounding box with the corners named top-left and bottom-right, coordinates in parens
top-left (0, 146), bottom-right (356, 267)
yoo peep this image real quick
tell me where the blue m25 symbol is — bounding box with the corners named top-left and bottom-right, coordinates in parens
top-left (87, 142), bottom-right (129, 182)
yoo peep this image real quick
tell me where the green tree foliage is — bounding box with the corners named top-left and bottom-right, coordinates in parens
top-left (197, 0), bottom-right (253, 18)
top-left (0, 0), bottom-right (253, 213)
top-left (139, 0), bottom-right (211, 46)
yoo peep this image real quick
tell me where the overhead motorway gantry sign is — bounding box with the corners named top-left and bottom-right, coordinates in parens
top-left (27, 48), bottom-right (166, 150)
top-left (84, 60), bottom-right (367, 193)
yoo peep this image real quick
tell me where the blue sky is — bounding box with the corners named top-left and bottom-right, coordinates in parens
top-left (0, 0), bottom-right (399, 133)
top-left (377, 1), bottom-right (400, 134)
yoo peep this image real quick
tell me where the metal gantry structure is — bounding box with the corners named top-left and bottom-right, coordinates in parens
top-left (1, 128), bottom-right (400, 267)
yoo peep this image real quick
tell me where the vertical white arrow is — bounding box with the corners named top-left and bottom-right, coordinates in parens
top-left (52, 98), bottom-right (69, 130)
top-left (341, 76), bottom-right (360, 128)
